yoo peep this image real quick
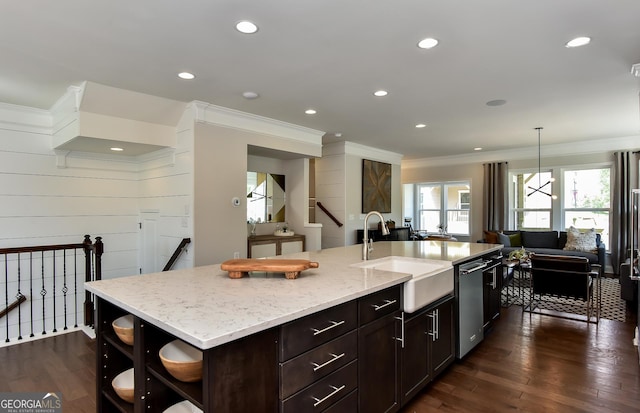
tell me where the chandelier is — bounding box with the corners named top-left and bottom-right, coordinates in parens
top-left (527, 127), bottom-right (557, 199)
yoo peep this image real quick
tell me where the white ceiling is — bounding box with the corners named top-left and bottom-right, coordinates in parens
top-left (1, 1), bottom-right (639, 160)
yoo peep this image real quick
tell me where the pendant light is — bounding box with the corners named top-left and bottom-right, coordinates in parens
top-left (527, 127), bottom-right (557, 199)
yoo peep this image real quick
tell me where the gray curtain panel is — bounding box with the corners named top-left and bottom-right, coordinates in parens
top-left (483, 162), bottom-right (508, 231)
top-left (611, 151), bottom-right (640, 274)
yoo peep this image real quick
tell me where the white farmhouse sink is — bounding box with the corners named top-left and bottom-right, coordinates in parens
top-left (352, 256), bottom-right (454, 313)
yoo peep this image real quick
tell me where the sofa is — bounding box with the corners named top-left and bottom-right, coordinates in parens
top-left (483, 228), bottom-right (605, 267)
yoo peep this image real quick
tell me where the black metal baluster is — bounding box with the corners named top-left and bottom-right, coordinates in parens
top-left (52, 250), bottom-right (57, 333)
top-left (29, 252), bottom-right (34, 337)
top-left (4, 255), bottom-right (8, 343)
top-left (17, 254), bottom-right (22, 340)
top-left (40, 251), bottom-right (46, 335)
top-left (62, 249), bottom-right (68, 330)
top-left (73, 249), bottom-right (78, 328)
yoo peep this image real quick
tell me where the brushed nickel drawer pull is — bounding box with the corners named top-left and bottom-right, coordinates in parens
top-left (311, 352), bottom-right (345, 371)
top-left (311, 320), bottom-right (345, 336)
top-left (312, 384), bottom-right (346, 407)
top-left (372, 299), bottom-right (397, 311)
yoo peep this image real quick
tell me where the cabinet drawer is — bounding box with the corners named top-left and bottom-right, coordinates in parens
top-left (280, 330), bottom-right (357, 399)
top-left (322, 389), bottom-right (357, 413)
top-left (281, 361), bottom-right (357, 413)
top-left (359, 285), bottom-right (401, 326)
top-left (280, 301), bottom-right (357, 361)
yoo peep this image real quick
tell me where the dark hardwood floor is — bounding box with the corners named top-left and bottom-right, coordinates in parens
top-left (402, 305), bottom-right (640, 413)
top-left (1, 305), bottom-right (638, 412)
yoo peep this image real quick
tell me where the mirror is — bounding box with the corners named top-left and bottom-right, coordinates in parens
top-left (247, 172), bottom-right (286, 223)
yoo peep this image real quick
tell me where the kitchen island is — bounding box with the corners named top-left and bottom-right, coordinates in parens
top-left (86, 241), bottom-right (501, 412)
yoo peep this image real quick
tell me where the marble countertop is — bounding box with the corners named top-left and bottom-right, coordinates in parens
top-left (85, 241), bottom-right (502, 350)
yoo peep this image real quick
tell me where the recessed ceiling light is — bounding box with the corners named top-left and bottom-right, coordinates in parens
top-left (334, 132), bottom-right (342, 138)
top-left (474, 147), bottom-right (483, 151)
top-left (305, 109), bottom-right (317, 115)
top-left (110, 147), bottom-right (124, 152)
top-left (417, 38), bottom-right (439, 49)
top-left (178, 72), bottom-right (195, 80)
top-left (565, 36), bottom-right (591, 48)
top-left (373, 90), bottom-right (388, 97)
top-left (415, 123), bottom-right (427, 128)
top-left (486, 99), bottom-right (507, 106)
top-left (236, 20), bottom-right (258, 34)
top-left (242, 91), bottom-right (260, 99)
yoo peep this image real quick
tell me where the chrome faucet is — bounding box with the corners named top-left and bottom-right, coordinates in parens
top-left (362, 211), bottom-right (390, 260)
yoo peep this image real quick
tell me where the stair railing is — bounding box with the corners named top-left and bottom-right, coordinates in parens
top-left (316, 202), bottom-right (344, 227)
top-left (1, 235), bottom-right (103, 343)
top-left (163, 238), bottom-right (191, 271)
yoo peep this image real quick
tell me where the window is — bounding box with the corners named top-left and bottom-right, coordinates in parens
top-left (563, 168), bottom-right (610, 246)
top-left (511, 171), bottom-right (554, 230)
top-left (509, 165), bottom-right (611, 247)
top-left (416, 182), bottom-right (470, 235)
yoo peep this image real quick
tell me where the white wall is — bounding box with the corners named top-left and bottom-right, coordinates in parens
top-left (193, 118), bottom-right (322, 265)
top-left (0, 104), bottom-right (140, 279)
top-left (317, 142), bottom-right (403, 247)
top-left (137, 109), bottom-right (195, 272)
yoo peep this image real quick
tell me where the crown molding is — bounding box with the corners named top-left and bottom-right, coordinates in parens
top-left (0, 102), bottom-right (52, 135)
top-left (402, 135), bottom-right (640, 169)
top-left (322, 141), bottom-right (404, 164)
top-left (190, 101), bottom-right (324, 148)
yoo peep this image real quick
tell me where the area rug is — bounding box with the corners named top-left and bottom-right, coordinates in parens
top-left (502, 274), bottom-right (626, 322)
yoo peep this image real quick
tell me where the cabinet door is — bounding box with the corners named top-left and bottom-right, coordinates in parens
top-left (400, 311), bottom-right (430, 404)
top-left (250, 242), bottom-right (277, 258)
top-left (358, 311), bottom-right (400, 413)
top-left (281, 240), bottom-right (303, 255)
top-left (483, 266), bottom-right (501, 331)
top-left (430, 298), bottom-right (455, 378)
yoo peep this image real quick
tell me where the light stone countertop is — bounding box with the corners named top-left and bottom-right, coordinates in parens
top-left (85, 241), bottom-right (502, 350)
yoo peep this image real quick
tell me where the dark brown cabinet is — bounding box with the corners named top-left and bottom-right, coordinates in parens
top-left (95, 283), bottom-right (454, 413)
top-left (483, 263), bottom-right (502, 332)
top-left (430, 297), bottom-right (455, 377)
top-left (95, 298), bottom-right (278, 413)
top-left (400, 295), bottom-right (455, 405)
top-left (358, 287), bottom-right (402, 413)
top-left (279, 301), bottom-right (358, 412)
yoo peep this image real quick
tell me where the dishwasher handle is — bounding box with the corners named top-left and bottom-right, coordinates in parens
top-left (460, 262), bottom-right (488, 275)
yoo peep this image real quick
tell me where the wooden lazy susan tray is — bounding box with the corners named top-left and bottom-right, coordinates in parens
top-left (220, 259), bottom-right (319, 279)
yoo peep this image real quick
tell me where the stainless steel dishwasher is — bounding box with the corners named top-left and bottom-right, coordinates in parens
top-left (457, 259), bottom-right (490, 358)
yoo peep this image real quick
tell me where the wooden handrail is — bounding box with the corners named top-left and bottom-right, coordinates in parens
top-left (317, 202), bottom-right (343, 227)
top-left (0, 294), bottom-right (26, 320)
top-left (163, 238), bottom-right (191, 271)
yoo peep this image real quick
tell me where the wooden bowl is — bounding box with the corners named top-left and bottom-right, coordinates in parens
top-left (112, 368), bottom-right (134, 403)
top-left (163, 400), bottom-right (203, 413)
top-left (159, 340), bottom-right (203, 382)
top-left (112, 314), bottom-right (134, 345)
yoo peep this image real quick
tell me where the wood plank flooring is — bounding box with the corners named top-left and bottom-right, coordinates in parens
top-left (402, 305), bottom-right (640, 413)
top-left (1, 305), bottom-right (638, 412)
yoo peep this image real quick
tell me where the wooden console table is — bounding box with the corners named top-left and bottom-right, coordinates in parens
top-left (247, 234), bottom-right (305, 258)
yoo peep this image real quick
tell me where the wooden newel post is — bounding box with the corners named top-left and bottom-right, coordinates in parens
top-left (82, 235), bottom-right (104, 328)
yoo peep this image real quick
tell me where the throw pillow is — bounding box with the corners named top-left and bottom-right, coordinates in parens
top-left (563, 226), bottom-right (597, 253)
top-left (497, 232), bottom-right (511, 247)
top-left (508, 232), bottom-right (522, 247)
top-left (483, 230), bottom-right (499, 244)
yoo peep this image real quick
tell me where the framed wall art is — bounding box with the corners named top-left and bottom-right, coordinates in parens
top-left (362, 159), bottom-right (391, 213)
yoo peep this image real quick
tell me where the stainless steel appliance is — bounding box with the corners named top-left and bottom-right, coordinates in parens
top-left (456, 257), bottom-right (502, 358)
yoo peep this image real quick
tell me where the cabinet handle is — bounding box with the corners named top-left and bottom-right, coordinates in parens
top-left (395, 312), bottom-right (405, 348)
top-left (312, 384), bottom-right (346, 407)
top-left (372, 299), bottom-right (397, 311)
top-left (311, 320), bottom-right (345, 336)
top-left (427, 309), bottom-right (439, 341)
top-left (311, 352), bottom-right (345, 372)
